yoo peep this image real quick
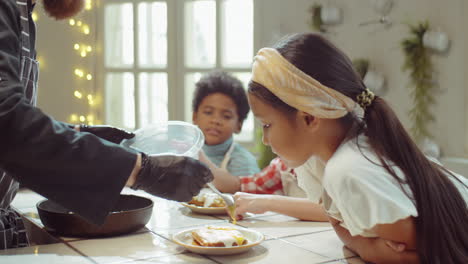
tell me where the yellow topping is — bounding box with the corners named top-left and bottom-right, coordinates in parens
top-left (207, 226), bottom-right (235, 231)
top-left (228, 205), bottom-right (236, 224)
top-left (233, 235), bottom-right (245, 246)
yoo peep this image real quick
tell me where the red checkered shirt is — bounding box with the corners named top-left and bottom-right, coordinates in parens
top-left (239, 157), bottom-right (293, 195)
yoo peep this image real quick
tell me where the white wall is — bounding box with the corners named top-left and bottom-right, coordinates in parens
top-left (255, 0), bottom-right (468, 174)
top-left (35, 0), bottom-right (468, 173)
top-left (35, 5), bottom-right (98, 123)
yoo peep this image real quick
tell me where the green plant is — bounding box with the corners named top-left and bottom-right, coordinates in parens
top-left (352, 58), bottom-right (370, 80)
top-left (308, 3), bottom-right (326, 32)
top-left (401, 21), bottom-right (435, 143)
top-left (252, 127), bottom-right (276, 169)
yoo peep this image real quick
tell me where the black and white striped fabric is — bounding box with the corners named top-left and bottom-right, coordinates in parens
top-left (0, 0), bottom-right (38, 249)
top-left (0, 209), bottom-right (28, 249)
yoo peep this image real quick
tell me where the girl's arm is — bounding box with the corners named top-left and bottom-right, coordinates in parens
top-left (372, 216), bottom-right (417, 250)
top-left (234, 192), bottom-right (328, 221)
top-left (329, 217), bottom-right (419, 263)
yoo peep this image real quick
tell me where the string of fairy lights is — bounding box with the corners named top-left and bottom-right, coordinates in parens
top-left (68, 0), bottom-right (97, 125)
top-left (30, 1), bottom-right (98, 126)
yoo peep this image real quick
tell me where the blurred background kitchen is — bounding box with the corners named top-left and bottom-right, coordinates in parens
top-left (34, 0), bottom-right (468, 176)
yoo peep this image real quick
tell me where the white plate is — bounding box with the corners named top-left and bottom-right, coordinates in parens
top-left (180, 202), bottom-right (227, 215)
top-left (172, 226), bottom-right (264, 255)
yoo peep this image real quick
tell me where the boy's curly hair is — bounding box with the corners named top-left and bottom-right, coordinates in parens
top-left (192, 71), bottom-right (250, 124)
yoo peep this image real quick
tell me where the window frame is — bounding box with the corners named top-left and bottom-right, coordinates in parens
top-left (97, 0), bottom-right (261, 143)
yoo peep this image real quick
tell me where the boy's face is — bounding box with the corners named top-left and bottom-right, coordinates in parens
top-left (193, 93), bottom-right (241, 146)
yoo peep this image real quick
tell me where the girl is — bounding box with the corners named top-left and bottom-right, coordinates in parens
top-left (248, 33), bottom-right (468, 263)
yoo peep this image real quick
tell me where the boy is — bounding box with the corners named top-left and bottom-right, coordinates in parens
top-left (192, 71), bottom-right (260, 176)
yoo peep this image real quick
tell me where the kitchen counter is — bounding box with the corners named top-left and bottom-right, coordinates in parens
top-left (1, 188), bottom-right (364, 264)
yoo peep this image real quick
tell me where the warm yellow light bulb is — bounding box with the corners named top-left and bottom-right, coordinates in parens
top-left (85, 0), bottom-right (92, 10)
top-left (69, 19), bottom-right (75, 26)
top-left (74, 44), bottom-right (80, 50)
top-left (74, 69), bottom-right (84, 78)
top-left (86, 46), bottom-right (92, 52)
top-left (80, 51), bottom-right (87, 57)
top-left (87, 94), bottom-right (93, 100)
top-left (70, 114), bottom-right (78, 122)
top-left (86, 74), bottom-right (93, 80)
top-left (32, 12), bottom-right (38, 21)
top-left (83, 25), bottom-right (90, 35)
top-left (74, 91), bottom-right (83, 99)
top-left (79, 116), bottom-right (86, 122)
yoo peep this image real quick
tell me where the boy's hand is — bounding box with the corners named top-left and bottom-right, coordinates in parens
top-left (198, 149), bottom-right (217, 169)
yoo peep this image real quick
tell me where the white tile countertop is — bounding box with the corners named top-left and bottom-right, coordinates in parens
top-left (1, 188), bottom-right (365, 264)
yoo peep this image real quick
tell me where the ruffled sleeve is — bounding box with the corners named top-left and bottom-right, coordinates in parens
top-left (295, 156), bottom-right (325, 203)
top-left (323, 145), bottom-right (418, 237)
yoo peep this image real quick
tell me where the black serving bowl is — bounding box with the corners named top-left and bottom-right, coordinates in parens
top-left (37, 194), bottom-right (153, 237)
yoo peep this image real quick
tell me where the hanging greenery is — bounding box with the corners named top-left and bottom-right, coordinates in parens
top-left (401, 21), bottom-right (435, 143)
top-left (308, 3), bottom-right (326, 32)
top-left (352, 58), bottom-right (370, 80)
top-left (252, 127), bottom-right (276, 169)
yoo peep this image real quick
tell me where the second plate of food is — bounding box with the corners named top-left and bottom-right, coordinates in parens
top-left (181, 202), bottom-right (227, 214)
top-left (181, 189), bottom-right (228, 215)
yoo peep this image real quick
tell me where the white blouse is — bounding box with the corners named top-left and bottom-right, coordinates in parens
top-left (296, 136), bottom-right (468, 237)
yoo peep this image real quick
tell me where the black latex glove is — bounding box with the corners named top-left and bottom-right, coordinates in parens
top-left (79, 125), bottom-right (135, 144)
top-left (131, 154), bottom-right (214, 202)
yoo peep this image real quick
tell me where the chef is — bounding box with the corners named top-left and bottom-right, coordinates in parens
top-left (0, 0), bottom-right (213, 249)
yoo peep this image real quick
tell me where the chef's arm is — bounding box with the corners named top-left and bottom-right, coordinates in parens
top-left (126, 154), bottom-right (141, 187)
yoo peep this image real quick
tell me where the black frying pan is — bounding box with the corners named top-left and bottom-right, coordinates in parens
top-left (37, 194), bottom-right (153, 237)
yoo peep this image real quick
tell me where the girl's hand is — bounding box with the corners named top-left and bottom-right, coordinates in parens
top-left (233, 192), bottom-right (271, 217)
top-left (369, 238), bottom-right (419, 264)
top-left (384, 239), bottom-right (407, 252)
top-left (356, 237), bottom-right (418, 264)
top-left (330, 218), bottom-right (418, 264)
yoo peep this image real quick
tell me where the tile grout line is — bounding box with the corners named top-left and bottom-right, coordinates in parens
top-left (275, 230), bottom-right (359, 263)
top-left (57, 229), bottom-right (152, 264)
top-left (274, 228), bottom-right (335, 240)
top-left (278, 238), bottom-right (341, 263)
top-left (60, 240), bottom-right (99, 264)
top-left (149, 230), bottom-right (223, 263)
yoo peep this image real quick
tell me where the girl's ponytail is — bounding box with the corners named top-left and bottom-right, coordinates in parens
top-left (363, 97), bottom-right (468, 263)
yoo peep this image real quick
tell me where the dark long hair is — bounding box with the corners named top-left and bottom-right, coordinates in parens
top-left (249, 33), bottom-right (468, 263)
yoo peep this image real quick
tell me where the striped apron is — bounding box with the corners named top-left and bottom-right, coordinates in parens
top-left (0, 0), bottom-right (38, 249)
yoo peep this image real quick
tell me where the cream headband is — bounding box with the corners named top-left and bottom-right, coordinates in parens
top-left (251, 48), bottom-right (364, 119)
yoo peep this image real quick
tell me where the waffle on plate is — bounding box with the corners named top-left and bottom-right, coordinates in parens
top-left (191, 226), bottom-right (248, 247)
top-left (188, 193), bottom-right (226, 208)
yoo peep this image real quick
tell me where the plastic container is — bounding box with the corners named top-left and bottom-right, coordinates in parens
top-left (121, 121), bottom-right (204, 159)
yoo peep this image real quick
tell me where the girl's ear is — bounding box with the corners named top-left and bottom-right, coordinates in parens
top-left (297, 111), bottom-right (318, 131)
